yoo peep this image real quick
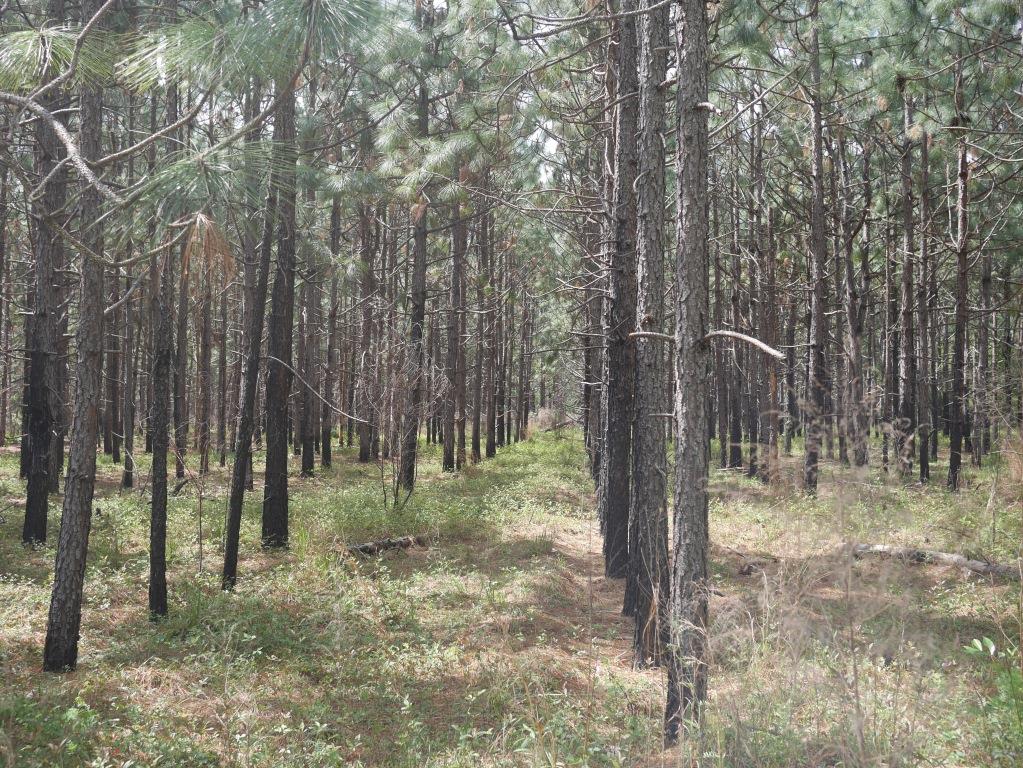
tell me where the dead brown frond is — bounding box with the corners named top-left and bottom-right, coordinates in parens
top-left (183, 212), bottom-right (236, 295)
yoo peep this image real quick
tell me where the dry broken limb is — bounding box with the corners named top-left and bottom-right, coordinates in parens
top-left (849, 543), bottom-right (1023, 580)
top-left (630, 329), bottom-right (786, 360)
top-left (345, 535), bottom-right (427, 556)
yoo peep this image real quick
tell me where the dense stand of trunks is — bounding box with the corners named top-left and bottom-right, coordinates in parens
top-left (579, 0), bottom-right (1014, 745)
top-left (8, 0), bottom-right (562, 684)
top-left (7, 0), bottom-right (1022, 750)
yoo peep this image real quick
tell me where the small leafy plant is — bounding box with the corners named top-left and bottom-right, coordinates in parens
top-left (965, 637), bottom-right (1023, 763)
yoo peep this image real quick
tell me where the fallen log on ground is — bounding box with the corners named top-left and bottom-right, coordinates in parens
top-left (543, 420), bottom-right (575, 432)
top-left (850, 543), bottom-right (1022, 580)
top-left (346, 535), bottom-right (426, 556)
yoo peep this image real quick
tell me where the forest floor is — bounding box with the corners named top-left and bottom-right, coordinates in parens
top-left (1, 428), bottom-right (1021, 767)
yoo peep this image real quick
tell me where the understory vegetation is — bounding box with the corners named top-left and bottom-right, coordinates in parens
top-left (2, 430), bottom-right (1019, 767)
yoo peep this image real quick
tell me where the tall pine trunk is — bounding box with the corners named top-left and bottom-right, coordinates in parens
top-left (803, 20), bottom-right (827, 494)
top-left (261, 84), bottom-right (298, 547)
top-left (627, 0), bottom-right (669, 665)
top-left (222, 88), bottom-right (286, 589)
top-left (356, 194), bottom-right (377, 461)
top-left (398, 53), bottom-right (431, 492)
top-left (665, 0), bottom-right (710, 740)
top-left (173, 205), bottom-right (190, 479)
top-left (321, 200), bottom-right (341, 468)
top-left (23, 0), bottom-right (68, 544)
top-left (918, 127), bottom-right (931, 480)
top-left (43, 40), bottom-right (105, 669)
top-left (897, 85), bottom-right (916, 475)
top-left (841, 137), bottom-right (871, 467)
top-left (197, 277), bottom-right (212, 474)
top-left (948, 68), bottom-right (969, 491)
top-left (443, 202), bottom-right (464, 471)
top-left (598, 0), bottom-right (638, 579)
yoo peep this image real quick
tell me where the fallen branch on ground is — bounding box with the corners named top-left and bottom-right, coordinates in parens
top-left (346, 535), bottom-right (426, 556)
top-left (543, 420), bottom-right (575, 432)
top-left (850, 543), bottom-right (1022, 580)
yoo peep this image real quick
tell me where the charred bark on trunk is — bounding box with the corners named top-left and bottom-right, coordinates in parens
top-left (627, 0), bottom-right (669, 665)
top-left (665, 0), bottom-right (710, 742)
top-left (43, 44), bottom-right (105, 669)
top-left (598, 0), bottom-right (638, 580)
top-left (261, 84), bottom-right (298, 547)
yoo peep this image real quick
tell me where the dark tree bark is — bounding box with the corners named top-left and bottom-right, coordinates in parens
top-left (917, 127), bottom-right (931, 481)
top-left (2, 250), bottom-right (11, 446)
top-left (583, 222), bottom-right (603, 479)
top-left (928, 197), bottom-right (939, 461)
top-left (712, 185), bottom-right (728, 468)
top-left (236, 77), bottom-right (262, 485)
top-left (23, 0), bottom-right (68, 544)
top-left (380, 212), bottom-right (396, 458)
top-left (261, 83), bottom-right (298, 547)
top-left (321, 199), bottom-right (341, 468)
top-left (727, 181), bottom-right (743, 469)
top-left (883, 220), bottom-right (898, 474)
top-left (456, 217), bottom-right (468, 466)
top-left (0, 168), bottom-right (7, 447)
top-left (443, 201), bottom-right (464, 471)
top-left (121, 93), bottom-right (138, 487)
top-left (841, 137), bottom-right (871, 467)
top-left (976, 249), bottom-right (991, 464)
top-left (825, 138), bottom-right (846, 467)
top-left (42, 42), bottom-right (105, 670)
top-left (173, 200), bottom-right (190, 480)
top-left (427, 309), bottom-right (438, 446)
top-left (398, 32), bottom-right (431, 491)
top-left (746, 263), bottom-right (761, 479)
top-left (149, 248), bottom-right (175, 619)
top-left (495, 245), bottom-right (506, 450)
top-left (398, 187), bottom-right (427, 491)
top-left (627, 0), bottom-right (669, 666)
top-left (299, 78), bottom-right (319, 477)
top-left (484, 210), bottom-right (498, 460)
top-left (222, 87), bottom-right (285, 589)
top-left (299, 273), bottom-right (316, 476)
top-left (217, 280), bottom-right (228, 467)
top-left (105, 275), bottom-right (121, 463)
top-left (948, 69), bottom-right (969, 491)
top-left (665, 0), bottom-right (710, 742)
top-left (763, 208), bottom-right (780, 481)
top-left (598, 0), bottom-right (638, 580)
top-left (197, 276), bottom-right (212, 475)
top-left (356, 197), bottom-right (377, 461)
top-left (515, 297), bottom-right (529, 441)
top-left (897, 86), bottom-right (916, 476)
top-left (504, 278), bottom-right (515, 447)
top-left (470, 206), bottom-right (485, 464)
top-left (784, 287), bottom-right (797, 456)
top-left (122, 261), bottom-right (136, 487)
top-left (749, 106), bottom-right (767, 478)
top-left (803, 19), bottom-right (827, 494)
